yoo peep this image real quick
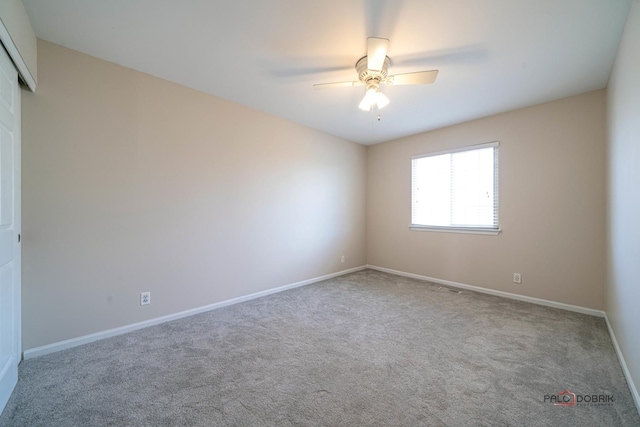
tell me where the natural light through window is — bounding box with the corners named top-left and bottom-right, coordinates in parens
top-left (411, 142), bottom-right (499, 234)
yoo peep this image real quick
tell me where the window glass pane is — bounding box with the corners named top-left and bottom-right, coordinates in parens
top-left (412, 144), bottom-right (498, 229)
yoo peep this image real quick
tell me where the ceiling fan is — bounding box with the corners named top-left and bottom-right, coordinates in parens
top-left (313, 37), bottom-right (439, 111)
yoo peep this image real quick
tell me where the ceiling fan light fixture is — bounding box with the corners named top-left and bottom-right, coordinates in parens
top-left (375, 91), bottom-right (390, 110)
top-left (359, 88), bottom-right (378, 111)
top-left (359, 83), bottom-right (390, 111)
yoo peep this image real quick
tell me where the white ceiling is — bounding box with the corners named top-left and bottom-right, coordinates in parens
top-left (23, 0), bottom-right (631, 145)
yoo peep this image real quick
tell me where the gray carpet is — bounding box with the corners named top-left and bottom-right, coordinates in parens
top-left (1, 269), bottom-right (639, 426)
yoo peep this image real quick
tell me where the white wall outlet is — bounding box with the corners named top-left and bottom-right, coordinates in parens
top-left (140, 291), bottom-right (151, 305)
top-left (341, 255), bottom-right (345, 263)
top-left (513, 273), bottom-right (522, 284)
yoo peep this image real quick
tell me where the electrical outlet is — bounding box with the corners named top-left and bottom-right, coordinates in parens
top-left (140, 291), bottom-right (151, 305)
top-left (341, 255), bottom-right (345, 263)
top-left (513, 273), bottom-right (522, 284)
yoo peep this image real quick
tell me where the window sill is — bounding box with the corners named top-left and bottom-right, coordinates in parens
top-left (409, 225), bottom-right (501, 235)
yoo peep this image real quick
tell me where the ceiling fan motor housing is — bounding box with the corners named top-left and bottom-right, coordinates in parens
top-left (356, 56), bottom-right (390, 86)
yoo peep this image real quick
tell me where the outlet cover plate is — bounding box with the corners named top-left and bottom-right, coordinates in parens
top-left (141, 292), bottom-right (151, 305)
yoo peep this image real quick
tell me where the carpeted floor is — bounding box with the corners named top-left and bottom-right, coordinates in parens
top-left (1, 269), bottom-right (639, 426)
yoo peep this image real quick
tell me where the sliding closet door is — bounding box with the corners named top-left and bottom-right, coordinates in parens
top-left (0, 44), bottom-right (21, 413)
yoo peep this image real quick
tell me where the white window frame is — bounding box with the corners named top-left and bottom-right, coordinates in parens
top-left (410, 141), bottom-right (500, 235)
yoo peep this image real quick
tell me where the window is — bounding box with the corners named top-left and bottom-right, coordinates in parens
top-left (411, 142), bottom-right (499, 234)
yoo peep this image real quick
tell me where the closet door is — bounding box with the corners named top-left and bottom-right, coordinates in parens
top-left (0, 43), bottom-right (21, 413)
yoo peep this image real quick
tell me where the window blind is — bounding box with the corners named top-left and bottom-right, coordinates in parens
top-left (411, 142), bottom-right (499, 232)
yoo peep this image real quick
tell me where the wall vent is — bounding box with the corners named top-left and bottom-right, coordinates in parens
top-left (439, 286), bottom-right (462, 294)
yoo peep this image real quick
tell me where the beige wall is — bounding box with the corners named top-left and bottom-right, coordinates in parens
top-left (20, 37), bottom-right (618, 353)
top-left (367, 90), bottom-right (606, 309)
top-left (606, 0), bottom-right (640, 405)
top-left (21, 40), bottom-right (367, 350)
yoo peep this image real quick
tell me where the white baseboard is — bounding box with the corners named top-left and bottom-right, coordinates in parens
top-left (604, 314), bottom-right (640, 414)
top-left (366, 265), bottom-right (605, 317)
top-left (23, 265), bottom-right (368, 360)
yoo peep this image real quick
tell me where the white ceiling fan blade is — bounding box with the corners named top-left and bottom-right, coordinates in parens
top-left (313, 81), bottom-right (363, 90)
top-left (386, 70), bottom-right (439, 85)
top-left (367, 37), bottom-right (389, 71)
